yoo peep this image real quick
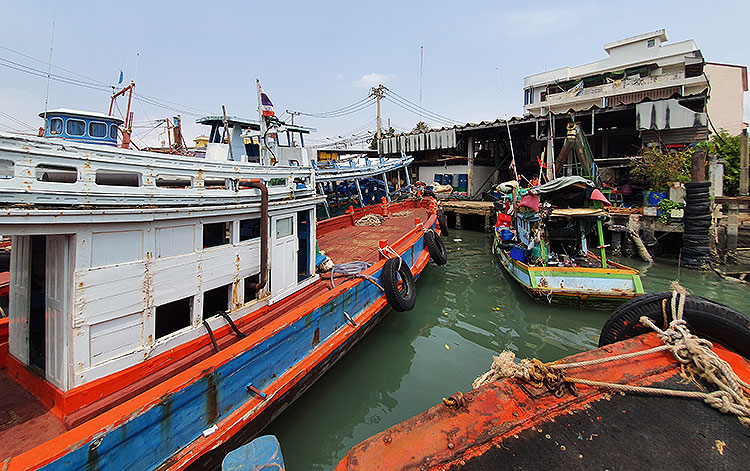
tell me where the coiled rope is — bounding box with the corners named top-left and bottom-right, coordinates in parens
top-left (473, 283), bottom-right (750, 423)
top-left (329, 261), bottom-right (384, 292)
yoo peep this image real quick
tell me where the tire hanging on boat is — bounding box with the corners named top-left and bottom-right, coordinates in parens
top-left (437, 208), bottom-right (449, 236)
top-left (381, 257), bottom-right (417, 312)
top-left (598, 292), bottom-right (750, 357)
top-left (424, 230), bottom-right (448, 266)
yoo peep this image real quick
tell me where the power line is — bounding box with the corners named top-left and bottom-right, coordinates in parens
top-left (384, 88), bottom-right (461, 126)
top-left (290, 96), bottom-right (375, 118)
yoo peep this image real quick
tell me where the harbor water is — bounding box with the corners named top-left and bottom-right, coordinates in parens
top-left (264, 229), bottom-right (750, 471)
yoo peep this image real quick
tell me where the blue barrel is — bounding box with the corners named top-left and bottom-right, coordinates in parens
top-left (457, 174), bottom-right (468, 191)
top-left (500, 229), bottom-right (514, 241)
top-left (433, 174), bottom-right (443, 185)
top-left (443, 174), bottom-right (453, 186)
top-left (509, 246), bottom-right (526, 262)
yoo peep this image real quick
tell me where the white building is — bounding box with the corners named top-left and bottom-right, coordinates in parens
top-left (523, 30), bottom-right (708, 118)
top-left (704, 63), bottom-right (748, 135)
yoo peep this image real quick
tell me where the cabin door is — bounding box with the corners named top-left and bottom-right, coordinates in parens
top-left (9, 235), bottom-right (31, 365)
top-left (45, 235), bottom-right (71, 389)
top-left (271, 214), bottom-right (298, 297)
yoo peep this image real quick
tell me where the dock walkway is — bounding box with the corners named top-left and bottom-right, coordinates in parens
top-left (439, 200), bottom-right (496, 232)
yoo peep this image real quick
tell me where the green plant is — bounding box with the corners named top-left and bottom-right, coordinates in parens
top-left (656, 198), bottom-right (685, 223)
top-left (629, 147), bottom-right (691, 192)
top-left (702, 130), bottom-right (742, 196)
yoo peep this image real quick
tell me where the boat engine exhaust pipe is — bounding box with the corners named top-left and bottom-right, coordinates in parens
top-left (245, 179), bottom-right (269, 293)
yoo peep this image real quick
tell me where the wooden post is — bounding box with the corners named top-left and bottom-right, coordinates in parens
top-left (690, 147), bottom-right (706, 182)
top-left (455, 212), bottom-right (463, 230)
top-left (740, 129), bottom-right (748, 196)
top-left (727, 203), bottom-right (739, 251)
top-left (611, 230), bottom-right (622, 256)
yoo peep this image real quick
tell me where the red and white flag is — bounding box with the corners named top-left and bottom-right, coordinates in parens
top-left (258, 82), bottom-right (275, 117)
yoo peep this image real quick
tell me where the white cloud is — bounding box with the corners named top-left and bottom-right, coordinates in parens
top-left (500, 8), bottom-right (577, 38)
top-left (335, 74), bottom-right (344, 80)
top-left (352, 72), bottom-right (393, 88)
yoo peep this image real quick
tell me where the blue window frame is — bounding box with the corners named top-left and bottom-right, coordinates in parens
top-left (49, 118), bottom-right (63, 135)
top-left (66, 119), bottom-right (85, 136)
top-left (89, 121), bottom-right (107, 138)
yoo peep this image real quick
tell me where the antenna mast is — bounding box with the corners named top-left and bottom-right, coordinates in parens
top-left (419, 45), bottom-right (424, 123)
top-left (43, 0), bottom-right (59, 122)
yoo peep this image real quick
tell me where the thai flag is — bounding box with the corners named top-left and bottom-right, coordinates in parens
top-left (258, 83), bottom-right (275, 117)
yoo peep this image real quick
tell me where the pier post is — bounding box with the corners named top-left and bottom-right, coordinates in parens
top-left (455, 213), bottom-right (462, 230)
top-left (611, 231), bottom-right (622, 256)
top-left (741, 130), bottom-right (748, 196)
top-left (467, 136), bottom-right (475, 196)
top-left (727, 203), bottom-right (739, 252)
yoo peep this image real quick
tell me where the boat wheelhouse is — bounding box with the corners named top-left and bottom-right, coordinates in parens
top-left (40, 109), bottom-right (123, 146)
top-left (0, 98), bottom-right (445, 469)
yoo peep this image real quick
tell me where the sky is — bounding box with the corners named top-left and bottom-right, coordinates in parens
top-left (1, 0), bottom-right (748, 149)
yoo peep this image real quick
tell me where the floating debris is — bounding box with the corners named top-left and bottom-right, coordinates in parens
top-left (355, 214), bottom-right (385, 226)
top-left (453, 238), bottom-right (462, 242)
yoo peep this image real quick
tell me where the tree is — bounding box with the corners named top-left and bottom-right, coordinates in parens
top-left (412, 121), bottom-right (429, 132)
top-left (704, 130), bottom-right (741, 196)
top-left (629, 147), bottom-right (691, 192)
top-left (368, 125), bottom-right (395, 150)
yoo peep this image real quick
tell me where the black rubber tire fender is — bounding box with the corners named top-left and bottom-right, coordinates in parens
top-left (437, 208), bottom-right (449, 236)
top-left (381, 257), bottom-right (417, 312)
top-left (424, 230), bottom-right (448, 266)
top-left (599, 292), bottom-right (750, 357)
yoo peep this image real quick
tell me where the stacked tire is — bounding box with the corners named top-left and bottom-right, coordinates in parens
top-left (680, 181), bottom-right (711, 268)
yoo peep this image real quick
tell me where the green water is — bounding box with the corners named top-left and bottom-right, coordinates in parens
top-left (264, 230), bottom-right (750, 470)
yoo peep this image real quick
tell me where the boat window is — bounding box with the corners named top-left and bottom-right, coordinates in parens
top-left (36, 164), bottom-right (77, 183)
top-left (203, 284), bottom-right (229, 317)
top-left (156, 175), bottom-right (192, 188)
top-left (239, 218), bottom-right (261, 241)
top-left (244, 274), bottom-right (260, 302)
top-left (269, 178), bottom-right (286, 187)
top-left (66, 119), bottom-right (85, 136)
top-left (95, 170), bottom-right (141, 187)
top-left (155, 297), bottom-right (192, 339)
top-left (109, 124), bottom-right (118, 140)
top-left (203, 221), bottom-right (231, 248)
top-left (49, 118), bottom-right (63, 135)
top-left (0, 159), bottom-right (13, 179)
top-left (275, 217), bottom-right (293, 238)
top-left (204, 178), bottom-right (227, 189)
top-left (89, 121), bottom-right (107, 138)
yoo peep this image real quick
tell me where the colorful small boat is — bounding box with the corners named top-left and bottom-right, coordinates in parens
top-left (492, 176), bottom-right (643, 306)
top-left (336, 291), bottom-right (750, 471)
top-left (0, 84), bottom-right (449, 470)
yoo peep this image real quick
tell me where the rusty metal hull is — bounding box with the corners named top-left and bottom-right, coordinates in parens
top-left (336, 334), bottom-right (750, 471)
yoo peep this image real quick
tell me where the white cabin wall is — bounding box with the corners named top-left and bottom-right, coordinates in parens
top-left (8, 235), bottom-right (30, 365)
top-left (69, 212), bottom-right (266, 387)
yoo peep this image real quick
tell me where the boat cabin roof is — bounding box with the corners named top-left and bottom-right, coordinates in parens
top-left (196, 115), bottom-right (314, 134)
top-left (39, 108), bottom-right (124, 125)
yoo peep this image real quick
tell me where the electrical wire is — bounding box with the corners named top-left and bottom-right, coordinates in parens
top-left (384, 89), bottom-right (461, 125)
top-left (293, 96), bottom-right (375, 118)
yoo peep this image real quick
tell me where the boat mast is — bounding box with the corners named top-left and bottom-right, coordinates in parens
top-left (110, 81), bottom-right (135, 149)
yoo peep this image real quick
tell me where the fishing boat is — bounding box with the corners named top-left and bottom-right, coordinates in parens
top-left (314, 150), bottom-right (414, 218)
top-left (492, 176), bottom-right (643, 306)
top-left (0, 83), bottom-right (449, 470)
top-left (336, 290), bottom-right (750, 470)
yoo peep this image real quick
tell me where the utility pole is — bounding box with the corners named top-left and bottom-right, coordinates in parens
top-left (286, 110), bottom-right (301, 146)
top-left (370, 85), bottom-right (387, 140)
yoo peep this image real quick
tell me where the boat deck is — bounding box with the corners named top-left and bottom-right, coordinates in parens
top-left (318, 208), bottom-right (429, 263)
top-left (336, 334), bottom-right (750, 471)
top-left (0, 370), bottom-right (66, 459)
top-left (0, 204), bottom-right (432, 462)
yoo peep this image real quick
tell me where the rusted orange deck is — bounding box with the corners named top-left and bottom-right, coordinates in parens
top-left (336, 333), bottom-right (750, 471)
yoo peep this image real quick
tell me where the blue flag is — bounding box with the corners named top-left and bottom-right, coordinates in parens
top-left (118, 70), bottom-right (124, 84)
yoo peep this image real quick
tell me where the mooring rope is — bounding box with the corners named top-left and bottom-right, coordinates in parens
top-left (473, 284), bottom-right (750, 423)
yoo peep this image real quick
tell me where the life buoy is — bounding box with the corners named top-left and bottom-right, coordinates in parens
top-left (381, 257), bottom-right (417, 312)
top-left (425, 230), bottom-right (447, 266)
top-left (437, 208), bottom-right (449, 236)
top-left (599, 292), bottom-right (750, 358)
